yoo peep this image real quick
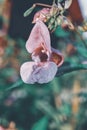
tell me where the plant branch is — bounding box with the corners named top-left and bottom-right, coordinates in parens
top-left (56, 62), bottom-right (87, 77)
top-left (34, 3), bottom-right (52, 8)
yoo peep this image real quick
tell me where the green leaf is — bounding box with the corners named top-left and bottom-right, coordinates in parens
top-left (24, 5), bottom-right (36, 17)
top-left (6, 80), bottom-right (23, 91)
top-left (56, 62), bottom-right (87, 77)
top-left (31, 116), bottom-right (49, 130)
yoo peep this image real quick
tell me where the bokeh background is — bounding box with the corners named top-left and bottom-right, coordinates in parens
top-left (0, 0), bottom-right (87, 130)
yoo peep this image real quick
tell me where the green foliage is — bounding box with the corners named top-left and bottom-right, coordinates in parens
top-left (24, 5), bottom-right (36, 17)
top-left (56, 62), bottom-right (87, 76)
top-left (6, 80), bottom-right (23, 91)
top-left (31, 116), bottom-right (49, 130)
top-left (77, 46), bottom-right (87, 58)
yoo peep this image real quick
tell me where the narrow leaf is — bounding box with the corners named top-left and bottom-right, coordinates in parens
top-left (24, 5), bottom-right (36, 17)
top-left (6, 80), bottom-right (23, 91)
top-left (56, 62), bottom-right (87, 77)
top-left (36, 101), bottom-right (59, 124)
top-left (31, 116), bottom-right (49, 130)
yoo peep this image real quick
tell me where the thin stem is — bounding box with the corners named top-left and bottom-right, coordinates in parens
top-left (56, 63), bottom-right (87, 77)
top-left (24, 3), bottom-right (52, 17)
top-left (34, 3), bottom-right (52, 8)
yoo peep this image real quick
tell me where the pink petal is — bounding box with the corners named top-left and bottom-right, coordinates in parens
top-left (0, 126), bottom-right (5, 130)
top-left (50, 48), bottom-right (64, 67)
top-left (32, 8), bottom-right (50, 23)
top-left (26, 21), bottom-right (51, 53)
top-left (20, 61), bottom-right (57, 84)
top-left (33, 62), bottom-right (57, 84)
top-left (20, 62), bottom-right (36, 84)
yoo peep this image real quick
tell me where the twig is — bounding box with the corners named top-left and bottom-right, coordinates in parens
top-left (56, 62), bottom-right (87, 77)
top-left (33, 3), bottom-right (52, 8)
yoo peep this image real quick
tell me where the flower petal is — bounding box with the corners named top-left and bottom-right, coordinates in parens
top-left (20, 61), bottom-right (57, 84)
top-left (33, 62), bottom-right (58, 84)
top-left (26, 21), bottom-right (51, 53)
top-left (20, 62), bottom-right (36, 84)
top-left (50, 48), bottom-right (64, 67)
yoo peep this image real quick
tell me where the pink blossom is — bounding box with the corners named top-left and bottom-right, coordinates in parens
top-left (20, 21), bottom-right (64, 84)
top-left (26, 20), bottom-right (51, 54)
top-left (0, 126), bottom-right (5, 130)
top-left (20, 61), bottom-right (57, 84)
top-left (32, 8), bottom-right (50, 23)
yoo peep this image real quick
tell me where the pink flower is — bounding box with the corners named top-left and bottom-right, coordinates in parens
top-left (32, 8), bottom-right (50, 23)
top-left (0, 126), bottom-right (5, 130)
top-left (20, 61), bottom-right (57, 84)
top-left (20, 21), bottom-right (64, 84)
top-left (26, 20), bottom-right (51, 54)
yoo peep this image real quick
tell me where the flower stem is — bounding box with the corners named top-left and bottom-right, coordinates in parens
top-left (34, 3), bottom-right (52, 8)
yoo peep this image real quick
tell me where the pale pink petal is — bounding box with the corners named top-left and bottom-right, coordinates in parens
top-left (32, 62), bottom-right (57, 83)
top-left (26, 21), bottom-right (51, 53)
top-left (0, 126), bottom-right (5, 130)
top-left (20, 62), bottom-right (36, 84)
top-left (20, 61), bottom-right (57, 84)
top-left (0, 30), bottom-right (6, 36)
top-left (50, 48), bottom-right (64, 67)
top-left (32, 8), bottom-right (50, 23)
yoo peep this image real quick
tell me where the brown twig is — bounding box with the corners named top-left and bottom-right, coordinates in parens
top-left (33, 3), bottom-right (52, 8)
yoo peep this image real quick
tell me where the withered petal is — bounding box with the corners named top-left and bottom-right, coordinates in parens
top-left (50, 48), bottom-right (64, 67)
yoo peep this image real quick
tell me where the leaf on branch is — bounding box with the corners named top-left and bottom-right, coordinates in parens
top-left (6, 80), bottom-right (23, 91)
top-left (56, 62), bottom-right (87, 77)
top-left (31, 116), bottom-right (49, 130)
top-left (24, 5), bottom-right (36, 17)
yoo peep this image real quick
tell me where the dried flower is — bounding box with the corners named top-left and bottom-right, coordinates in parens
top-left (32, 8), bottom-right (50, 23)
top-left (20, 21), bottom-right (64, 84)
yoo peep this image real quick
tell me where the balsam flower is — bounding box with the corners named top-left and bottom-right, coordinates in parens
top-left (32, 0), bottom-right (73, 32)
top-left (20, 21), bottom-right (64, 84)
top-left (32, 8), bottom-right (50, 23)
